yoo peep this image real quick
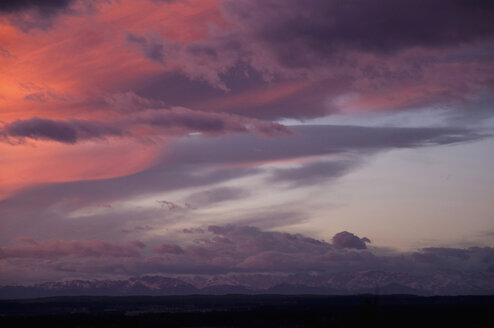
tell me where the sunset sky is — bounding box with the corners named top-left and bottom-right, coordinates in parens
top-left (0, 0), bottom-right (493, 287)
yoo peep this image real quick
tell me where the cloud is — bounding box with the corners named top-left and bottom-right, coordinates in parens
top-left (206, 225), bottom-right (329, 255)
top-left (24, 92), bottom-right (48, 103)
top-left (122, 0), bottom-right (494, 120)
top-left (0, 124), bottom-right (483, 244)
top-left (3, 0), bottom-right (493, 128)
top-left (1, 117), bottom-right (123, 143)
top-left (420, 247), bottom-right (471, 260)
top-left (115, 232), bottom-right (492, 275)
top-left (164, 125), bottom-right (485, 167)
top-left (223, 0), bottom-right (494, 57)
top-left (182, 228), bottom-right (205, 234)
top-left (0, 0), bottom-right (74, 15)
top-left (0, 46), bottom-right (14, 58)
top-left (185, 187), bottom-right (249, 207)
top-left (134, 108), bottom-right (291, 137)
top-left (412, 247), bottom-right (473, 264)
top-left (410, 246), bottom-right (494, 274)
top-left (0, 0), bottom-right (492, 292)
top-left (268, 159), bottom-right (359, 186)
top-left (156, 200), bottom-right (182, 210)
top-left (0, 0), bottom-right (98, 31)
top-left (0, 108), bottom-right (290, 144)
top-left (233, 210), bottom-right (307, 230)
top-left (153, 243), bottom-right (185, 255)
top-left (0, 238), bottom-right (144, 259)
top-left (125, 225), bottom-right (337, 274)
top-left (1, 225), bottom-right (493, 288)
top-left (104, 91), bottom-right (166, 112)
top-left (126, 32), bottom-right (170, 64)
top-left (126, 32), bottom-right (239, 91)
top-left (332, 231), bottom-right (371, 250)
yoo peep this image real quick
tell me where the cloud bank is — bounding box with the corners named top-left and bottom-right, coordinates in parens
top-left (1, 225), bottom-right (493, 287)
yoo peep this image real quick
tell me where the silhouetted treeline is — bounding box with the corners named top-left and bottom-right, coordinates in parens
top-left (0, 294), bottom-right (492, 327)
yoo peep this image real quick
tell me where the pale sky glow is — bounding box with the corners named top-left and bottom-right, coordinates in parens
top-left (60, 132), bottom-right (494, 252)
top-left (311, 138), bottom-right (494, 250)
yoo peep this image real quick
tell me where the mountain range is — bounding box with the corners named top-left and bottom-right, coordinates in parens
top-left (1, 270), bottom-right (493, 299)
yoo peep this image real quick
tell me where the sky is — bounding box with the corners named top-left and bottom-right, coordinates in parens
top-left (0, 0), bottom-right (493, 287)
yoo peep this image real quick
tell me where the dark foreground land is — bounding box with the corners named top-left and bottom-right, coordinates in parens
top-left (1, 294), bottom-right (493, 327)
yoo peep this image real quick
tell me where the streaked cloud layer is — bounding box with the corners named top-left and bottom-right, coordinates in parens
top-left (0, 0), bottom-right (493, 290)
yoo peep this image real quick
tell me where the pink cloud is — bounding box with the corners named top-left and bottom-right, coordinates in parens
top-left (0, 138), bottom-right (160, 200)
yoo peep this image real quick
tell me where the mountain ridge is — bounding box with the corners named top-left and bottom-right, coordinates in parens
top-left (1, 270), bottom-right (493, 299)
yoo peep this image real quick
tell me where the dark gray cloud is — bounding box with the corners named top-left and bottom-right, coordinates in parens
top-left (123, 0), bottom-right (494, 121)
top-left (6, 113), bottom-right (477, 147)
top-left (223, 0), bottom-right (494, 62)
top-left (126, 32), bottom-right (169, 64)
top-left (164, 125), bottom-right (485, 167)
top-left (2, 117), bottom-right (123, 143)
top-left (0, 0), bottom-right (93, 31)
top-left (0, 0), bottom-right (74, 15)
top-left (0, 109), bottom-right (290, 144)
top-left (332, 231), bottom-right (371, 250)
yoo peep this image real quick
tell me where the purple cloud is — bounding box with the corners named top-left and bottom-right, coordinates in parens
top-left (223, 0), bottom-right (494, 58)
top-left (0, 238), bottom-right (144, 259)
top-left (0, 0), bottom-right (74, 15)
top-left (1, 108), bottom-right (290, 144)
top-left (332, 231), bottom-right (371, 250)
top-left (126, 32), bottom-right (171, 65)
top-left (0, 0), bottom-right (99, 31)
top-left (153, 243), bottom-right (185, 255)
top-left (164, 125), bottom-right (485, 167)
top-left (156, 200), bottom-right (183, 210)
top-left (1, 225), bottom-right (493, 293)
top-left (2, 117), bottom-right (123, 144)
top-left (123, 0), bottom-right (494, 121)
